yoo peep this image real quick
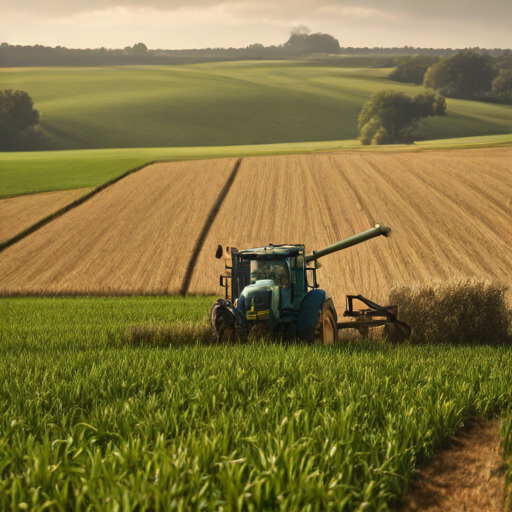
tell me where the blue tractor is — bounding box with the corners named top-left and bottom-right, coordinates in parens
top-left (210, 224), bottom-right (411, 343)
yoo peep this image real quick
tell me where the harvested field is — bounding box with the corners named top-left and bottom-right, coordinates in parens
top-left (0, 148), bottom-right (511, 307)
top-left (0, 159), bottom-right (237, 295)
top-left (0, 188), bottom-right (93, 243)
top-left (189, 147), bottom-right (512, 308)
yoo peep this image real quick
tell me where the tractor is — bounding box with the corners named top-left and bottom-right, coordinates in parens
top-left (210, 224), bottom-right (411, 343)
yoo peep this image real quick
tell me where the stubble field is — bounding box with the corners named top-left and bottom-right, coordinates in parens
top-left (1, 147), bottom-right (510, 311)
top-left (0, 158), bottom-right (237, 295)
top-left (0, 188), bottom-right (93, 243)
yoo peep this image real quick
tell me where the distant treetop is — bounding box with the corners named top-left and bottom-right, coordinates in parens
top-left (284, 32), bottom-right (341, 55)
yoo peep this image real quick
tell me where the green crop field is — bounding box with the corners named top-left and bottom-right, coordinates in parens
top-left (1, 134), bottom-right (511, 197)
top-left (1, 62), bottom-right (511, 152)
top-left (1, 296), bottom-right (511, 511)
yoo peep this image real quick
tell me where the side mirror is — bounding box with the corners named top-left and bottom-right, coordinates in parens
top-left (215, 245), bottom-right (223, 259)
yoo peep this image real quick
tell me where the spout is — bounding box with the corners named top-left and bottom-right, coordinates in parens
top-left (305, 224), bottom-right (392, 262)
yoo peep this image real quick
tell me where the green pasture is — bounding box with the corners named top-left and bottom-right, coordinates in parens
top-left (1, 134), bottom-right (511, 197)
top-left (0, 296), bottom-right (511, 511)
top-left (1, 62), bottom-right (511, 151)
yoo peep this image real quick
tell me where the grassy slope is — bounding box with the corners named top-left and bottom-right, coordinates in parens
top-left (1, 296), bottom-right (511, 511)
top-left (1, 134), bottom-right (511, 197)
top-left (1, 62), bottom-right (511, 151)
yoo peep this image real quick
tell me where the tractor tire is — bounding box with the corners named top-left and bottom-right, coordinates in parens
top-left (315, 308), bottom-right (338, 345)
top-left (210, 298), bottom-right (248, 342)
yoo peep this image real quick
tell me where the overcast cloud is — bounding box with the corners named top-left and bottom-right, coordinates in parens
top-left (1, 0), bottom-right (510, 49)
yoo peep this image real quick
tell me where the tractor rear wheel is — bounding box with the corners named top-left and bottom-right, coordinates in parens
top-left (314, 308), bottom-right (338, 345)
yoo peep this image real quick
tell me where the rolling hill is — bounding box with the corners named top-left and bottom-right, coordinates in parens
top-left (1, 62), bottom-right (511, 151)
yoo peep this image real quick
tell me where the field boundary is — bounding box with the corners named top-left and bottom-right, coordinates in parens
top-left (1, 137), bottom-right (510, 199)
top-left (395, 418), bottom-right (505, 512)
top-left (179, 158), bottom-right (243, 296)
top-left (0, 161), bottom-right (159, 254)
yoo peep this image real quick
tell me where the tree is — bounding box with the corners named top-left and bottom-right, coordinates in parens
top-left (358, 90), bottom-right (446, 145)
top-left (0, 90), bottom-right (43, 150)
top-left (388, 55), bottom-right (441, 85)
top-left (492, 69), bottom-right (512, 99)
top-left (283, 32), bottom-right (340, 55)
top-left (424, 50), bottom-right (496, 98)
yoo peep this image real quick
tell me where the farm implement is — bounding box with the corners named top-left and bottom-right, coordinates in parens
top-left (210, 224), bottom-right (412, 343)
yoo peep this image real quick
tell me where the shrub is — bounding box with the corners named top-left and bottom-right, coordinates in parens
top-left (389, 279), bottom-right (511, 344)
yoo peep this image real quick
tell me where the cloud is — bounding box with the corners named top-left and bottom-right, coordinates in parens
top-left (1, 0), bottom-right (510, 49)
top-left (4, 0), bottom-right (511, 26)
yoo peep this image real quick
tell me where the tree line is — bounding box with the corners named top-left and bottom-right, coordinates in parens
top-left (389, 50), bottom-right (512, 103)
top-left (1, 38), bottom-right (510, 67)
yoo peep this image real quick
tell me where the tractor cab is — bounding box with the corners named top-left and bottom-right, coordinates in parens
top-left (216, 244), bottom-right (318, 330)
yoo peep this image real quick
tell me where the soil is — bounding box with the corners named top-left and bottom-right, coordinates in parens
top-left (397, 419), bottom-right (507, 512)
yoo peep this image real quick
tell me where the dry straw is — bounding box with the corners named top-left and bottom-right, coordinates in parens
top-left (122, 320), bottom-right (284, 347)
top-left (0, 188), bottom-right (93, 244)
top-left (123, 319), bottom-right (216, 347)
top-left (389, 279), bottom-right (511, 344)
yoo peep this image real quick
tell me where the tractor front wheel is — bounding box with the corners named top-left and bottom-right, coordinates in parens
top-left (210, 299), bottom-right (248, 342)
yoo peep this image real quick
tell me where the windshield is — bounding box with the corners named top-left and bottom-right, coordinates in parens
top-left (250, 260), bottom-right (290, 285)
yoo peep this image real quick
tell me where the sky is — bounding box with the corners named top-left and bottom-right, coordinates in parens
top-left (1, 0), bottom-right (511, 50)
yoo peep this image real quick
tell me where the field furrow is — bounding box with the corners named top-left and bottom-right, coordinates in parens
top-left (0, 159), bottom-right (237, 295)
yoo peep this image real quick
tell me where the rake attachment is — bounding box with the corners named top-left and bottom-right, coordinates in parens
top-left (338, 295), bottom-right (412, 342)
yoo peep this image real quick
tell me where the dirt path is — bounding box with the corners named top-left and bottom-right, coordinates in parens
top-left (397, 419), bottom-right (506, 512)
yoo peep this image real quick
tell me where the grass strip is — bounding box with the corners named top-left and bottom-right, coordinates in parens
top-left (1, 134), bottom-right (510, 198)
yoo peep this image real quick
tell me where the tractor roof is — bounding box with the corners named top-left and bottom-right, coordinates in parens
top-left (240, 244), bottom-right (304, 260)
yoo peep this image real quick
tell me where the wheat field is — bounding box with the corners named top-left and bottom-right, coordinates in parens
top-left (0, 188), bottom-right (93, 243)
top-left (0, 159), bottom-right (237, 295)
top-left (0, 148), bottom-right (510, 309)
top-left (188, 148), bottom-right (512, 308)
